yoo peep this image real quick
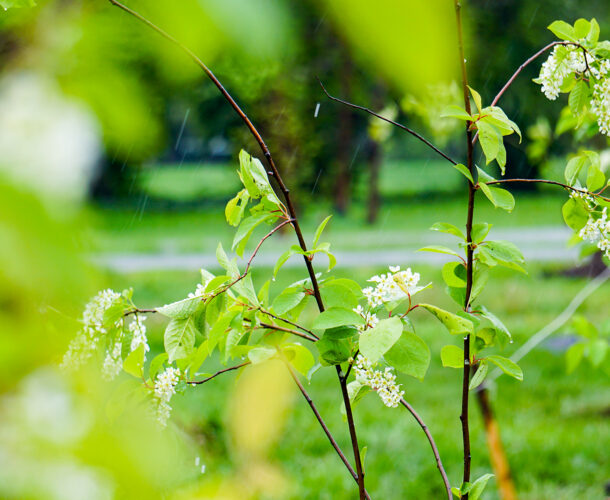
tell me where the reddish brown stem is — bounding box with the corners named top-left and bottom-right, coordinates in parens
top-left (188, 362), bottom-right (250, 385)
top-left (400, 398), bottom-right (452, 500)
top-left (454, 1), bottom-right (474, 496)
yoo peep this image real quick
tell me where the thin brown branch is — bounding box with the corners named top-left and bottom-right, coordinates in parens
top-left (257, 308), bottom-right (318, 339)
top-left (484, 178), bottom-right (610, 202)
top-left (124, 308), bottom-right (157, 317)
top-left (245, 218), bottom-right (294, 273)
top-left (258, 322), bottom-right (318, 343)
top-left (337, 366), bottom-right (366, 499)
top-left (473, 40), bottom-right (584, 144)
top-left (400, 398), bottom-right (452, 500)
top-left (454, 1), bottom-right (474, 495)
top-left (106, 0), bottom-right (325, 315)
top-left (317, 78), bottom-right (459, 166)
top-left (188, 362), bottom-right (250, 385)
top-left (107, 4), bottom-right (363, 495)
top-left (283, 361), bottom-right (371, 500)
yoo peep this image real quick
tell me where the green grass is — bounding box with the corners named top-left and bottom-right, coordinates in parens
top-left (102, 264), bottom-right (610, 499)
top-left (85, 192), bottom-right (567, 254)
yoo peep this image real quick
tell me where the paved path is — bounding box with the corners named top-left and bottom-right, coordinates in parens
top-left (91, 226), bottom-right (578, 273)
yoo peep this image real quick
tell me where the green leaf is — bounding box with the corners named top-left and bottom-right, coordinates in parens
top-left (441, 105), bottom-right (472, 121)
top-left (478, 183), bottom-right (515, 212)
top-left (572, 315), bottom-right (598, 339)
top-left (587, 18), bottom-right (600, 45)
top-left (471, 223), bottom-right (491, 244)
top-left (148, 353), bottom-right (168, 381)
top-left (248, 346), bottom-right (277, 364)
top-left (469, 473), bottom-right (495, 500)
top-left (312, 215), bottom-right (332, 248)
top-left (321, 282), bottom-right (359, 310)
top-left (157, 295), bottom-right (203, 319)
top-left (225, 189), bottom-right (250, 227)
top-left (440, 344), bottom-right (464, 368)
top-left (588, 338), bottom-right (607, 367)
top-left (564, 155), bottom-right (587, 184)
top-left (566, 342), bottom-right (585, 373)
top-left (312, 307), bottom-right (364, 330)
top-left (469, 361), bottom-right (488, 390)
top-left (573, 18), bottom-right (591, 39)
top-left (272, 286), bottom-right (306, 315)
top-left (359, 316), bottom-right (403, 364)
top-left (477, 121), bottom-right (501, 165)
top-left (569, 80), bottom-right (589, 118)
top-left (418, 245), bottom-right (462, 258)
top-left (482, 240), bottom-right (524, 264)
top-left (478, 305), bottom-right (512, 347)
top-left (164, 316), bottom-right (198, 362)
top-left (418, 304), bottom-right (473, 335)
top-left (452, 163), bottom-right (474, 184)
top-left (208, 309), bottom-right (239, 353)
top-left (468, 86), bottom-right (482, 112)
top-left (188, 340), bottom-right (210, 374)
top-left (316, 337), bottom-right (351, 366)
top-left (322, 325), bottom-right (359, 340)
top-left (283, 344), bottom-right (315, 376)
top-left (442, 261), bottom-right (467, 288)
top-left (273, 247), bottom-right (297, 278)
top-left (123, 344), bottom-right (145, 377)
top-left (487, 355), bottom-right (523, 381)
top-left (548, 20), bottom-right (576, 41)
top-left (232, 213), bottom-right (275, 258)
top-left (385, 331), bottom-right (430, 380)
top-left (562, 198), bottom-right (589, 231)
top-left (485, 107), bottom-right (522, 141)
top-left (586, 165), bottom-right (605, 191)
top-left (430, 222), bottom-right (466, 240)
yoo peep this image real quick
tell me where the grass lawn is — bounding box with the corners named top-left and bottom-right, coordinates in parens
top-left (101, 263), bottom-right (610, 500)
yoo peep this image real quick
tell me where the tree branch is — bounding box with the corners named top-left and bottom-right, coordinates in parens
top-left (284, 361), bottom-right (372, 500)
top-left (400, 398), bottom-right (452, 500)
top-left (258, 321), bottom-right (318, 343)
top-left (257, 308), bottom-right (318, 339)
top-left (187, 362), bottom-right (250, 385)
top-left (107, 3), bottom-right (365, 495)
top-left (317, 78), bottom-right (459, 166)
top-left (483, 178), bottom-right (610, 202)
top-left (454, 1), bottom-right (474, 495)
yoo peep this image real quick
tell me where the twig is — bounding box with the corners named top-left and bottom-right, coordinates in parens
top-left (124, 308), bottom-right (158, 317)
top-left (283, 361), bottom-right (372, 500)
top-left (107, 3), bottom-right (365, 495)
top-left (257, 308), bottom-right (318, 339)
top-left (454, 1), bottom-right (474, 495)
top-left (473, 40), bottom-right (585, 144)
top-left (487, 267), bottom-right (610, 383)
top-left (400, 398), bottom-right (452, 500)
top-left (484, 178), bottom-right (610, 202)
top-left (188, 362), bottom-right (250, 385)
top-left (317, 78), bottom-right (459, 166)
top-left (258, 322), bottom-right (318, 343)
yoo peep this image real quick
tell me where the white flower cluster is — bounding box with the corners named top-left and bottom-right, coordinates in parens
top-left (154, 367), bottom-right (180, 427)
top-left (591, 60), bottom-right (610, 136)
top-left (102, 338), bottom-right (123, 381)
top-left (187, 283), bottom-right (207, 299)
top-left (579, 208), bottom-right (610, 258)
top-left (61, 289), bottom-right (122, 370)
top-left (538, 47), bottom-right (610, 137)
top-left (353, 304), bottom-right (379, 333)
top-left (353, 354), bottom-right (404, 408)
top-left (129, 315), bottom-right (149, 355)
top-left (538, 46), bottom-right (588, 100)
top-left (362, 266), bottom-right (422, 307)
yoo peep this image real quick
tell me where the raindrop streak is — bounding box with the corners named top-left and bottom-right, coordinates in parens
top-left (348, 142), bottom-right (362, 171)
top-left (175, 108), bottom-right (191, 151)
top-left (311, 169), bottom-right (323, 194)
top-left (314, 102), bottom-right (320, 118)
top-left (527, 6), bottom-right (540, 28)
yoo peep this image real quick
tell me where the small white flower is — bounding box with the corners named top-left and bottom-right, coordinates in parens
top-left (353, 354), bottom-right (404, 408)
top-left (101, 338), bottom-right (123, 381)
top-left (129, 315), bottom-right (149, 356)
top-left (154, 367), bottom-right (180, 427)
